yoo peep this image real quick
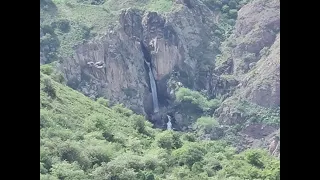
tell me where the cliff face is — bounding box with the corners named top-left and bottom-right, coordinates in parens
top-left (213, 0), bottom-right (280, 153)
top-left (60, 0), bottom-right (220, 115)
top-left (60, 27), bottom-right (148, 114)
top-left (215, 0), bottom-right (280, 124)
top-left (51, 0), bottom-right (280, 156)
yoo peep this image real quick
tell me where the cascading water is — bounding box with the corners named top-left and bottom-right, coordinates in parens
top-left (145, 60), bottom-right (159, 113)
top-left (167, 115), bottom-right (172, 130)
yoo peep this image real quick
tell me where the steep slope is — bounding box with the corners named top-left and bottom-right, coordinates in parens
top-left (57, 0), bottom-right (222, 115)
top-left (214, 0), bottom-right (280, 154)
top-left (40, 72), bottom-right (280, 179)
top-left (40, 0), bottom-right (280, 157)
top-left (41, 0), bottom-right (249, 117)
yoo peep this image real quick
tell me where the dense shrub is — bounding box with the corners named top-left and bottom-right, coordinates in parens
top-left (40, 73), bottom-right (280, 179)
top-left (43, 77), bottom-right (56, 98)
top-left (175, 87), bottom-right (221, 112)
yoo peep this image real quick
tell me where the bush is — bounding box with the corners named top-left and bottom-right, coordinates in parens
top-left (40, 65), bottom-right (54, 76)
top-left (79, 24), bottom-right (93, 40)
top-left (112, 104), bottom-right (133, 117)
top-left (172, 143), bottom-right (206, 168)
top-left (145, 172), bottom-right (155, 180)
top-left (40, 109), bottom-right (53, 129)
top-left (156, 131), bottom-right (182, 150)
top-left (214, 29), bottom-right (223, 37)
top-left (53, 19), bottom-right (71, 33)
top-left (130, 115), bottom-right (147, 134)
top-left (244, 150), bottom-right (265, 168)
top-left (43, 77), bottom-right (56, 99)
top-left (182, 133), bottom-right (196, 142)
top-left (194, 116), bottom-right (219, 134)
top-left (227, 19), bottom-right (236, 26)
top-left (96, 97), bottom-right (109, 107)
top-left (228, 0), bottom-right (237, 9)
top-left (40, 31), bottom-right (60, 63)
top-left (228, 9), bottom-right (238, 19)
top-left (222, 5), bottom-right (230, 13)
top-left (52, 73), bottom-right (65, 84)
top-left (50, 161), bottom-right (88, 180)
top-left (175, 87), bottom-right (221, 112)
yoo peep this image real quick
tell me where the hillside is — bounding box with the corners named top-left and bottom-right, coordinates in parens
top-left (40, 71), bottom-right (279, 179)
top-left (40, 0), bottom-right (280, 179)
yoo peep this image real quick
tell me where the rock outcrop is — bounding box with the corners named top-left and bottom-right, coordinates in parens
top-left (60, 0), bottom-right (221, 116)
top-left (215, 0), bottom-right (280, 123)
top-left (214, 0), bottom-right (280, 153)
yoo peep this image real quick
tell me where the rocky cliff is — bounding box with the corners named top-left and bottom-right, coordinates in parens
top-left (60, 0), bottom-right (222, 116)
top-left (214, 0), bottom-right (280, 153)
top-left (56, 0), bottom-right (280, 155)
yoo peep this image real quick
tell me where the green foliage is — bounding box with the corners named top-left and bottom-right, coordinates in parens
top-left (40, 64), bottom-right (65, 84)
top-left (226, 18), bottom-right (236, 26)
top-left (43, 77), bottom-right (56, 99)
top-left (41, 0), bottom-right (175, 62)
top-left (52, 19), bottom-right (71, 33)
top-left (77, 0), bottom-right (105, 5)
top-left (181, 133), bottom-right (196, 142)
top-left (202, 0), bottom-right (249, 15)
top-left (40, 64), bottom-right (54, 76)
top-left (222, 5), bottom-right (230, 13)
top-left (51, 161), bottom-right (88, 180)
top-left (131, 114), bottom-right (148, 134)
top-left (172, 142), bottom-right (207, 168)
top-left (236, 100), bottom-right (280, 125)
top-left (194, 116), bottom-right (219, 134)
top-left (145, 0), bottom-right (174, 12)
top-left (220, 149), bottom-right (280, 180)
top-left (175, 87), bottom-right (221, 113)
top-left (96, 97), bottom-right (109, 107)
top-left (155, 130), bottom-right (182, 150)
top-left (228, 9), bottom-right (238, 18)
top-left (112, 104), bottom-right (134, 117)
top-left (40, 28), bottom-right (60, 63)
top-left (228, 0), bottom-right (238, 9)
top-left (40, 72), bottom-right (279, 179)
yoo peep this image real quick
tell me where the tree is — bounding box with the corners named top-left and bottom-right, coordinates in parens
top-left (172, 143), bottom-right (206, 168)
top-left (50, 161), bottom-right (88, 180)
top-left (194, 116), bottom-right (219, 134)
top-left (156, 131), bottom-right (183, 150)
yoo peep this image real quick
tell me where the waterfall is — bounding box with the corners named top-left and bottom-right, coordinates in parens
top-left (145, 61), bottom-right (159, 113)
top-left (167, 115), bottom-right (172, 130)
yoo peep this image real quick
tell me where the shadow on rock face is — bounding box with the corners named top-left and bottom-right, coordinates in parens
top-left (143, 92), bottom-right (154, 116)
top-left (157, 75), bottom-right (171, 106)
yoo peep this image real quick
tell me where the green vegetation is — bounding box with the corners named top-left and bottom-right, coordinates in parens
top-left (40, 63), bottom-right (65, 84)
top-left (175, 87), bottom-right (221, 113)
top-left (145, 0), bottom-right (174, 12)
top-left (40, 72), bottom-right (279, 179)
top-left (203, 0), bottom-right (251, 39)
top-left (40, 0), bottom-right (175, 62)
top-left (236, 100), bottom-right (280, 125)
top-left (193, 116), bottom-right (220, 136)
top-left (40, 0), bottom-right (279, 179)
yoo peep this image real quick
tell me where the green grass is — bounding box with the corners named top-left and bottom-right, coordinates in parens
top-left (145, 0), bottom-right (174, 12)
top-left (41, 0), bottom-right (175, 59)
